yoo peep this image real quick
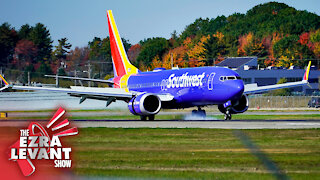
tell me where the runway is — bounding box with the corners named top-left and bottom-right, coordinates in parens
top-left (1, 119), bottom-right (320, 129)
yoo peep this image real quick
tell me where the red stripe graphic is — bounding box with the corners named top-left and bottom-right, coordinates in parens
top-left (53, 127), bottom-right (78, 137)
top-left (107, 12), bottom-right (126, 76)
top-left (46, 107), bottom-right (65, 128)
top-left (51, 119), bottom-right (69, 131)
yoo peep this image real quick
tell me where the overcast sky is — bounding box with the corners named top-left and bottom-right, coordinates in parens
top-left (1, 0), bottom-right (320, 48)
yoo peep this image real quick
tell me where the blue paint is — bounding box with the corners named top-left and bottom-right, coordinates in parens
top-left (127, 66), bottom-right (244, 109)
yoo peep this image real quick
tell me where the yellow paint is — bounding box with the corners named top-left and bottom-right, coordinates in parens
top-left (120, 74), bottom-right (131, 92)
top-left (305, 61), bottom-right (311, 81)
top-left (0, 112), bottom-right (7, 119)
top-left (108, 10), bottom-right (139, 75)
top-left (0, 74), bottom-right (8, 85)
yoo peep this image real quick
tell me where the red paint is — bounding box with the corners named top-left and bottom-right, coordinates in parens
top-left (107, 12), bottom-right (126, 76)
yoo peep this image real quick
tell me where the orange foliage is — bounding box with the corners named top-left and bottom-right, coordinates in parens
top-left (313, 42), bottom-right (320, 58)
top-left (187, 35), bottom-right (209, 67)
top-left (264, 32), bottom-right (283, 66)
top-left (237, 32), bottom-right (253, 56)
top-left (298, 32), bottom-right (310, 45)
top-left (158, 35), bottom-right (209, 69)
top-left (213, 31), bottom-right (224, 43)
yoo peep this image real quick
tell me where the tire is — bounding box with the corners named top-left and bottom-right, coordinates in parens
top-left (148, 115), bottom-right (155, 121)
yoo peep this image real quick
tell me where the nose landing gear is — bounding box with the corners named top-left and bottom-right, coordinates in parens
top-left (224, 110), bottom-right (232, 120)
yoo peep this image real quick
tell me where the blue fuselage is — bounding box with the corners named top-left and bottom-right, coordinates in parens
top-left (126, 66), bottom-right (244, 109)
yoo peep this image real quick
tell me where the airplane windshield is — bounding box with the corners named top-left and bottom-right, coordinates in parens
top-left (219, 76), bottom-right (241, 82)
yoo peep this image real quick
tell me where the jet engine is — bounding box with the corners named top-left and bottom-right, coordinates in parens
top-left (128, 93), bottom-right (161, 115)
top-left (218, 94), bottom-right (249, 114)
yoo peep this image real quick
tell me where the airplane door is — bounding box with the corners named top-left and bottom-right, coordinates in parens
top-left (208, 73), bottom-right (215, 90)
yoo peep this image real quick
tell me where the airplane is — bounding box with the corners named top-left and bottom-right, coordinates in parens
top-left (0, 10), bottom-right (312, 120)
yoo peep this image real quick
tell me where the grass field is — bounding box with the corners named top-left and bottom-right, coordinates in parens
top-left (69, 128), bottom-right (320, 179)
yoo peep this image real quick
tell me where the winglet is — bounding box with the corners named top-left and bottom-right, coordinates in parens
top-left (0, 74), bottom-right (9, 91)
top-left (303, 61), bottom-right (312, 81)
top-left (0, 74), bottom-right (8, 86)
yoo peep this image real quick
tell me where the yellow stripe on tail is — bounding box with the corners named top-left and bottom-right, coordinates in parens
top-left (303, 61), bottom-right (311, 81)
top-left (107, 10), bottom-right (139, 76)
top-left (0, 74), bottom-right (8, 86)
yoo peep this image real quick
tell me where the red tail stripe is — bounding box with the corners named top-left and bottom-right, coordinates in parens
top-left (107, 13), bottom-right (126, 76)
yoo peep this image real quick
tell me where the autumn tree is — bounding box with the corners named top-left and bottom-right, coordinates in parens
top-left (66, 46), bottom-right (90, 71)
top-left (13, 39), bottom-right (37, 69)
top-left (127, 44), bottom-right (141, 64)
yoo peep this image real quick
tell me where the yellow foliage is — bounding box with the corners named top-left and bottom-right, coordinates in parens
top-left (277, 55), bottom-right (292, 68)
top-left (213, 31), bottom-right (224, 42)
top-left (313, 42), bottom-right (320, 58)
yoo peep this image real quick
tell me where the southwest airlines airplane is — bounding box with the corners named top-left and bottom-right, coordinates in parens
top-left (0, 10), bottom-right (311, 120)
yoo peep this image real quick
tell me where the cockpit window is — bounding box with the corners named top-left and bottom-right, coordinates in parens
top-left (219, 76), bottom-right (242, 82)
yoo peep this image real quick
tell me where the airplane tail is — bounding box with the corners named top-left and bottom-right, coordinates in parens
top-left (303, 61), bottom-right (311, 81)
top-left (107, 10), bottom-right (139, 77)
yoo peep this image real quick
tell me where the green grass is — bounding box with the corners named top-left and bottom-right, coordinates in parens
top-left (68, 128), bottom-right (320, 179)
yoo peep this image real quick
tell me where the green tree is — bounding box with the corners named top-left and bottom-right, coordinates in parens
top-left (36, 62), bottom-right (52, 76)
top-left (18, 24), bottom-right (32, 39)
top-left (0, 23), bottom-right (18, 66)
top-left (29, 23), bottom-right (53, 62)
top-left (136, 37), bottom-right (168, 66)
top-left (53, 38), bottom-right (72, 60)
top-left (203, 35), bottom-right (227, 65)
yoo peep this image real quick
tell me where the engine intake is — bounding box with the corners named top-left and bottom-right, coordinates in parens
top-left (218, 94), bottom-right (249, 114)
top-left (128, 93), bottom-right (161, 115)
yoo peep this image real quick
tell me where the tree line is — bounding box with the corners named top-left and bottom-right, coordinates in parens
top-left (1, 2), bottom-right (320, 83)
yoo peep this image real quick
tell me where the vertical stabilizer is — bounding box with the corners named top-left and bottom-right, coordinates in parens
top-left (107, 10), bottom-right (139, 77)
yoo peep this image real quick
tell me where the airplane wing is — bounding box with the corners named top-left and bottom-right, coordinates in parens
top-left (244, 61), bottom-right (311, 94)
top-left (0, 74), bottom-right (174, 106)
top-left (45, 75), bottom-right (114, 84)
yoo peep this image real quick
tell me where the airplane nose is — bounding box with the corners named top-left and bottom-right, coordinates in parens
top-left (229, 80), bottom-right (244, 99)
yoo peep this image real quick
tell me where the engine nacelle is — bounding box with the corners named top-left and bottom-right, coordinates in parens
top-left (218, 94), bottom-right (249, 114)
top-left (128, 93), bottom-right (161, 115)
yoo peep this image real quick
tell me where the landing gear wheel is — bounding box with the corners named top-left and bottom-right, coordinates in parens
top-left (224, 111), bottom-right (232, 120)
top-left (140, 116), bottom-right (147, 121)
top-left (148, 115), bottom-right (155, 121)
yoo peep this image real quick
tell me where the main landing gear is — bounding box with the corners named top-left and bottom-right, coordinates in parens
top-left (191, 107), bottom-right (206, 117)
top-left (140, 115), bottom-right (155, 121)
top-left (224, 110), bottom-right (232, 120)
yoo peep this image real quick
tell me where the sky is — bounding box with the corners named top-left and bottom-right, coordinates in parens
top-left (1, 0), bottom-right (320, 48)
